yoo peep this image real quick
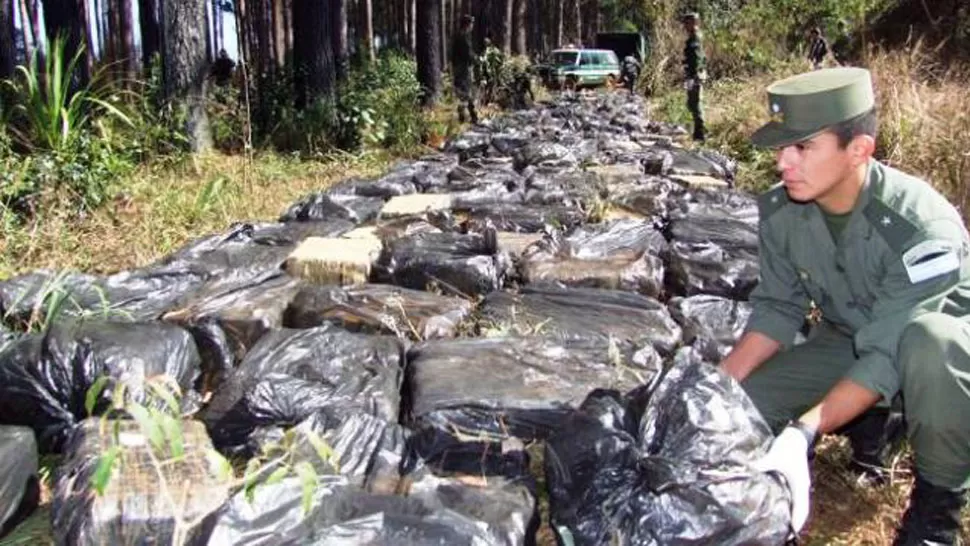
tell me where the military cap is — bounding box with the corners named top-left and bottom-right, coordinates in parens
top-left (750, 67), bottom-right (875, 148)
top-left (682, 12), bottom-right (700, 21)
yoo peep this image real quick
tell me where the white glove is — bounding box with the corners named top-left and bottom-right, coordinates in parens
top-left (683, 78), bottom-right (696, 90)
top-left (753, 425), bottom-right (813, 534)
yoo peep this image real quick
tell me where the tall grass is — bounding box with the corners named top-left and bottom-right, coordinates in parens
top-left (654, 45), bottom-right (970, 220)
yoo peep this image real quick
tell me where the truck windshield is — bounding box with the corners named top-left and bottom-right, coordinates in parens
top-left (551, 51), bottom-right (579, 66)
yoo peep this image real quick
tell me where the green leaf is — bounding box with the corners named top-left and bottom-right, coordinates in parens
top-left (265, 466), bottom-right (290, 486)
top-left (146, 378), bottom-right (181, 416)
top-left (204, 448), bottom-right (233, 482)
top-left (159, 414), bottom-right (184, 459)
top-left (91, 446), bottom-right (122, 496)
top-left (85, 376), bottom-right (112, 417)
top-left (243, 457), bottom-right (264, 504)
top-left (302, 430), bottom-right (339, 472)
top-left (294, 461), bottom-right (318, 514)
top-left (126, 404), bottom-right (164, 452)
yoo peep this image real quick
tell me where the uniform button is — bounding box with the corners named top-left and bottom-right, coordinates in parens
top-left (835, 264), bottom-right (845, 273)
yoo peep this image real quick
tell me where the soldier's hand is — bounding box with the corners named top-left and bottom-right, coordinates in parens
top-left (753, 426), bottom-right (813, 535)
top-left (683, 78), bottom-right (696, 90)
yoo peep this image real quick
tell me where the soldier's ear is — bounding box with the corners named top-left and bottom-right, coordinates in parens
top-left (848, 134), bottom-right (876, 166)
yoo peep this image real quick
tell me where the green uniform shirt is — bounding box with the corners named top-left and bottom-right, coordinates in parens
top-left (746, 159), bottom-right (970, 402)
top-left (683, 32), bottom-right (706, 79)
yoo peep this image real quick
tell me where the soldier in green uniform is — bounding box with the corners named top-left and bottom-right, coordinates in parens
top-left (451, 14), bottom-right (478, 124)
top-left (728, 67), bottom-right (970, 544)
top-left (682, 12), bottom-right (707, 141)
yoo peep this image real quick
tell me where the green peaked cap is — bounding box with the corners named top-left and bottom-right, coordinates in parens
top-left (750, 67), bottom-right (875, 148)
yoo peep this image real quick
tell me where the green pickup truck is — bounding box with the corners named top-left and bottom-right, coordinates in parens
top-left (541, 48), bottom-right (622, 90)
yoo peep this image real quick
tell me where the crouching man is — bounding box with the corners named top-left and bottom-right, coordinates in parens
top-left (722, 67), bottom-right (970, 544)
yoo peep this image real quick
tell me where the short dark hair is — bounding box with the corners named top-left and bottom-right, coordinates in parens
top-left (829, 108), bottom-right (878, 148)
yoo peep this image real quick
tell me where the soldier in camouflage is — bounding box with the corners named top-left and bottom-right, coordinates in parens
top-left (727, 67), bottom-right (970, 545)
top-left (682, 12), bottom-right (707, 141)
top-left (451, 14), bottom-right (478, 124)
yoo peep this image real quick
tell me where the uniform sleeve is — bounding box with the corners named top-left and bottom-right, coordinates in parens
top-left (845, 219), bottom-right (967, 402)
top-left (744, 216), bottom-right (811, 347)
top-left (684, 39), bottom-right (700, 78)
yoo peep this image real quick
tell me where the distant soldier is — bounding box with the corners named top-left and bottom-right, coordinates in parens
top-left (511, 67), bottom-right (535, 109)
top-left (807, 27), bottom-right (830, 70)
top-left (682, 12), bottom-right (707, 142)
top-left (211, 49), bottom-right (235, 87)
top-left (451, 14), bottom-right (479, 124)
top-left (621, 55), bottom-right (641, 93)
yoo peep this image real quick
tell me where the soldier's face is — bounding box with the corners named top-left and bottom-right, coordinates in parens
top-left (775, 132), bottom-right (856, 203)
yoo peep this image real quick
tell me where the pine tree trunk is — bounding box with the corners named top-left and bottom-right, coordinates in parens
top-left (0, 0), bottom-right (13, 79)
top-left (416, 0), bottom-right (441, 107)
top-left (162, 0), bottom-right (212, 152)
top-left (119, 0), bottom-right (135, 81)
top-left (292, 0), bottom-right (335, 108)
top-left (511, 0), bottom-right (526, 55)
top-left (499, 0), bottom-right (512, 53)
top-left (554, 0), bottom-right (563, 48)
top-left (43, 0), bottom-right (88, 87)
top-left (333, 0), bottom-right (348, 81)
top-left (139, 0), bottom-right (159, 70)
top-left (272, 0), bottom-right (286, 67)
top-left (361, 0), bottom-right (374, 62)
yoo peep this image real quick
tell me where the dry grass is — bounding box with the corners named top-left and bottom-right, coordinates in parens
top-left (0, 150), bottom-right (414, 278)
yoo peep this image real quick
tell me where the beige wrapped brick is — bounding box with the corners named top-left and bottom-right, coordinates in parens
top-left (671, 174), bottom-right (729, 189)
top-left (285, 236), bottom-right (383, 285)
top-left (379, 194), bottom-right (454, 218)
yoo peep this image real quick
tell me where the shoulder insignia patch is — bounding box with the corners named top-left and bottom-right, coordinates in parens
top-left (863, 199), bottom-right (918, 253)
top-left (757, 184), bottom-right (789, 221)
top-left (902, 239), bottom-right (961, 284)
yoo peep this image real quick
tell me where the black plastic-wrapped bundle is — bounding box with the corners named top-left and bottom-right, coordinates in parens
top-left (0, 319), bottom-right (201, 452)
top-left (545, 348), bottom-right (791, 545)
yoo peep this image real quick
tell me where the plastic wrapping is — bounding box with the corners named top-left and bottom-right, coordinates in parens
top-left (519, 219), bottom-right (667, 297)
top-left (163, 275), bottom-right (305, 394)
top-left (197, 472), bottom-right (535, 546)
top-left (201, 326), bottom-right (403, 455)
top-left (0, 319), bottom-right (201, 452)
top-left (666, 242), bottom-right (760, 300)
top-left (52, 419), bottom-right (230, 546)
top-left (669, 295), bottom-right (753, 362)
top-left (372, 231), bottom-right (505, 297)
top-left (458, 203), bottom-right (588, 234)
top-left (283, 283), bottom-right (473, 340)
top-left (0, 267), bottom-right (208, 327)
top-left (545, 348), bottom-right (791, 545)
top-left (0, 426), bottom-right (39, 536)
top-left (279, 192), bottom-right (385, 224)
top-left (480, 285), bottom-right (682, 355)
top-left (405, 336), bottom-right (664, 441)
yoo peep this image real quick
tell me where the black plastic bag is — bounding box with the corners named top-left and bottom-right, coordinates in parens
top-left (163, 275), bottom-right (305, 394)
top-left (201, 326), bottom-right (404, 455)
top-left (0, 319), bottom-right (201, 452)
top-left (0, 426), bottom-right (38, 537)
top-left (545, 348), bottom-right (791, 546)
top-left (519, 219), bottom-right (667, 298)
top-left (197, 473), bottom-right (533, 546)
top-left (152, 221), bottom-right (353, 290)
top-left (666, 242), bottom-right (760, 300)
top-left (606, 177), bottom-right (685, 226)
top-left (52, 419), bottom-right (230, 546)
top-left (668, 209), bottom-right (758, 250)
top-left (669, 295), bottom-right (752, 362)
top-left (283, 283), bottom-right (473, 340)
top-left (516, 142), bottom-right (577, 169)
top-left (0, 267), bottom-right (208, 328)
top-left (479, 286), bottom-right (682, 355)
top-left (279, 192), bottom-right (385, 224)
top-left (522, 167), bottom-right (602, 208)
top-left (443, 131), bottom-right (492, 160)
top-left (458, 203), bottom-right (588, 234)
top-left (372, 231), bottom-right (505, 297)
top-left (405, 336), bottom-right (664, 441)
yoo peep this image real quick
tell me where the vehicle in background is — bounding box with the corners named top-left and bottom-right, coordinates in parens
top-left (539, 48), bottom-right (621, 90)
